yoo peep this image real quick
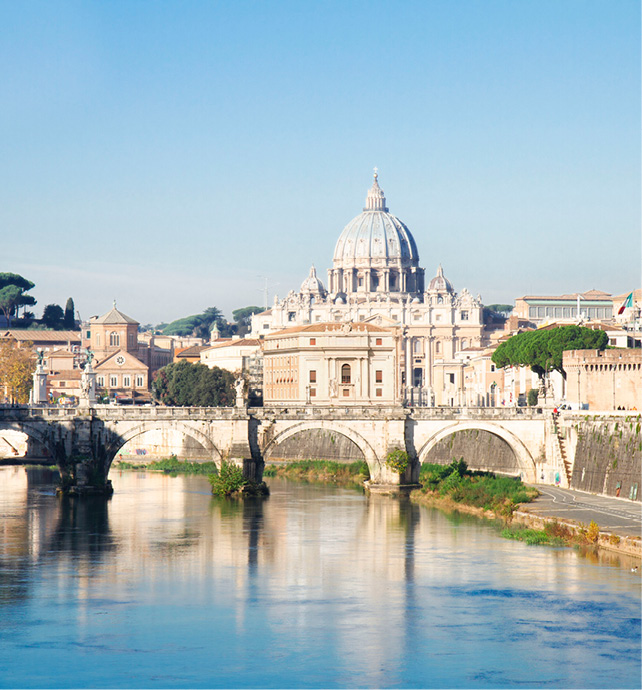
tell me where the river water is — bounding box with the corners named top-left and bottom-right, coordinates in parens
top-left (0, 466), bottom-right (640, 689)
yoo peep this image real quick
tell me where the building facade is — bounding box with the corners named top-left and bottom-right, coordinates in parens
top-left (263, 323), bottom-right (399, 406)
top-left (252, 172), bottom-right (485, 405)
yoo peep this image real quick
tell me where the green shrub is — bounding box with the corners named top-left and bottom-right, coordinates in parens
top-left (385, 448), bottom-right (409, 474)
top-left (209, 461), bottom-right (247, 496)
top-left (527, 388), bottom-right (539, 406)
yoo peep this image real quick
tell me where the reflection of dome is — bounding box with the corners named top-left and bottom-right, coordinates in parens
top-left (428, 264), bottom-right (453, 292)
top-left (332, 172), bottom-right (419, 267)
top-left (300, 265), bottom-right (327, 296)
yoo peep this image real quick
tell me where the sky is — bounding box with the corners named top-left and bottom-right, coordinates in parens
top-left (1, 0), bottom-right (640, 325)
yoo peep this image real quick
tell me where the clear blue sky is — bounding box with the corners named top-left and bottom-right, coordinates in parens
top-left (1, 0), bottom-right (639, 325)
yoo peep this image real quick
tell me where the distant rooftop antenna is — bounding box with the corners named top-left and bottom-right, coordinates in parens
top-left (258, 276), bottom-right (279, 310)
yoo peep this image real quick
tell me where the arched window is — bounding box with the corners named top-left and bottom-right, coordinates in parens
top-left (110, 332), bottom-right (120, 347)
top-left (461, 339), bottom-right (468, 349)
top-left (341, 364), bottom-right (351, 384)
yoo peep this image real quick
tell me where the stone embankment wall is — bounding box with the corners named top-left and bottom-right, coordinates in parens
top-left (424, 429), bottom-right (521, 475)
top-left (568, 415), bottom-right (641, 501)
top-left (265, 428), bottom-right (365, 463)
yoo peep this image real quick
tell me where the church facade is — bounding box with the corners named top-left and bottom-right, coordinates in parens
top-left (252, 172), bottom-right (486, 405)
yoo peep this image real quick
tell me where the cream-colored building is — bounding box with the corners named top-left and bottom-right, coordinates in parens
top-left (263, 323), bottom-right (399, 406)
top-left (513, 290), bottom-right (614, 326)
top-left (200, 337), bottom-right (262, 373)
top-left (252, 172), bottom-right (485, 405)
top-left (563, 348), bottom-right (642, 411)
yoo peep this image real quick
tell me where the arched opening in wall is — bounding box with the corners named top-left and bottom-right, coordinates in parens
top-left (423, 429), bottom-right (522, 477)
top-left (341, 364), bottom-right (351, 384)
top-left (112, 428), bottom-right (215, 467)
top-left (109, 331), bottom-right (120, 347)
top-left (0, 428), bottom-right (51, 463)
top-left (265, 428), bottom-right (366, 467)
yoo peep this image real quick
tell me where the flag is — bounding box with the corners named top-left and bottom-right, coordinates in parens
top-left (617, 292), bottom-right (633, 315)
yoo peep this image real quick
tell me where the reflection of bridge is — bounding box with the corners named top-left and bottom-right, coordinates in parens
top-left (0, 405), bottom-right (570, 494)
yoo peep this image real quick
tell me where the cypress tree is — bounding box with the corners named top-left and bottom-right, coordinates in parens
top-left (63, 297), bottom-right (76, 329)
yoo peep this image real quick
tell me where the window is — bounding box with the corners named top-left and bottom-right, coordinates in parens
top-left (375, 338), bottom-right (382, 346)
top-left (123, 375), bottom-right (131, 387)
top-left (288, 312), bottom-right (295, 321)
top-left (376, 388), bottom-right (382, 397)
top-left (136, 375), bottom-right (144, 387)
top-left (437, 296), bottom-right (443, 304)
top-left (86, 330), bottom-right (91, 339)
top-left (413, 340), bottom-right (421, 354)
top-left (263, 323), bottom-right (270, 330)
top-left (436, 342), bottom-right (441, 354)
top-left (309, 370), bottom-right (317, 383)
top-left (341, 364), bottom-right (351, 383)
top-left (490, 365), bottom-right (495, 372)
top-left (375, 370), bottom-right (383, 383)
top-left (460, 311), bottom-right (468, 321)
top-left (109, 332), bottom-right (120, 347)
top-left (448, 373), bottom-right (455, 384)
top-left (96, 334), bottom-right (101, 346)
top-left (343, 389), bottom-right (350, 397)
top-left (435, 314), bottom-right (442, 322)
top-left (310, 388), bottom-right (316, 397)
top-left (128, 333), bottom-right (135, 347)
top-left (110, 376), bottom-right (118, 387)
top-left (97, 376), bottom-right (104, 387)
top-left (310, 338), bottom-right (316, 345)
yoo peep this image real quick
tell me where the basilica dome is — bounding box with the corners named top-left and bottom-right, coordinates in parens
top-left (332, 172), bottom-right (419, 267)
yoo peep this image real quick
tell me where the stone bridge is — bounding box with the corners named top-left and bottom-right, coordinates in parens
top-left (0, 404), bottom-right (575, 494)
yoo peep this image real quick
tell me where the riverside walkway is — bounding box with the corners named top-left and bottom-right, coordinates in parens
top-left (523, 484), bottom-right (641, 540)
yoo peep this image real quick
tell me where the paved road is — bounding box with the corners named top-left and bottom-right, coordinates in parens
top-left (523, 485), bottom-right (642, 539)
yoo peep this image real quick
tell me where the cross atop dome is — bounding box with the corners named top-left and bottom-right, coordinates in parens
top-left (364, 168), bottom-right (388, 212)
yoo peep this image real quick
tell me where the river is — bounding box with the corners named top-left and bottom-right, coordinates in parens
top-left (0, 466), bottom-right (640, 689)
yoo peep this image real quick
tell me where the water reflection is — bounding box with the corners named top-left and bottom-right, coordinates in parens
top-left (0, 467), bottom-right (639, 689)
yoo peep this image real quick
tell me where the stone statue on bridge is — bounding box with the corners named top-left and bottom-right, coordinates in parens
top-left (235, 376), bottom-right (246, 408)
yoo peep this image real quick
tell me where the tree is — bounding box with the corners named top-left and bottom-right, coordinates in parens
top-left (0, 273), bottom-right (36, 326)
top-left (41, 304), bottom-right (65, 330)
top-left (232, 306), bottom-right (263, 335)
top-left (0, 339), bottom-right (36, 403)
top-left (161, 307), bottom-right (230, 339)
top-left (492, 325), bottom-right (608, 380)
top-left (152, 361), bottom-right (235, 407)
top-left (63, 298), bottom-right (77, 329)
top-left (483, 304), bottom-right (513, 325)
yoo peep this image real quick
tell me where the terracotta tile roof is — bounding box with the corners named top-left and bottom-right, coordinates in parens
top-left (175, 345), bottom-right (208, 357)
top-left (202, 338), bottom-right (261, 351)
top-left (92, 306), bottom-right (139, 325)
top-left (0, 330), bottom-right (82, 342)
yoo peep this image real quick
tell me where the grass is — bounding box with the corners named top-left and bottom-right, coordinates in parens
top-left (418, 460), bottom-right (538, 516)
top-left (263, 459), bottom-right (369, 486)
top-left (113, 455), bottom-right (219, 475)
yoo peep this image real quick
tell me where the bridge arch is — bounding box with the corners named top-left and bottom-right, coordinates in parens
top-left (0, 420), bottom-right (56, 460)
top-left (263, 421), bottom-right (381, 475)
top-left (104, 420), bottom-right (223, 470)
top-left (417, 421), bottom-right (537, 482)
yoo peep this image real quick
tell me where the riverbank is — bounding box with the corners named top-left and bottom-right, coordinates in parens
top-left (113, 456), bottom-right (219, 475)
top-left (263, 460), bottom-right (368, 487)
